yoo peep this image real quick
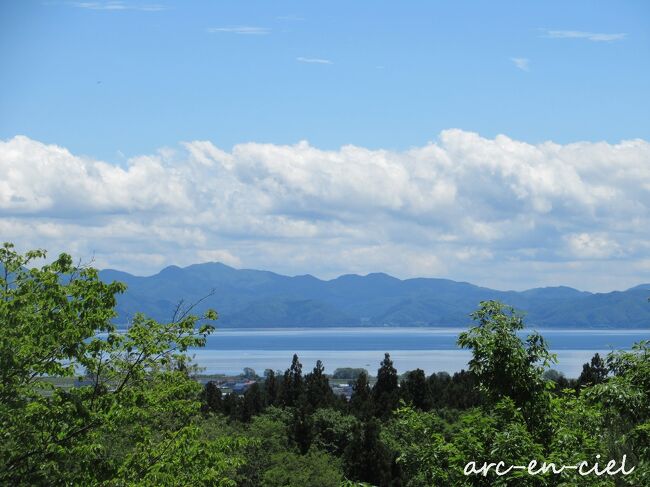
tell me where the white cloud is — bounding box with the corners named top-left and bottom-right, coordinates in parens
top-left (276, 15), bottom-right (304, 21)
top-left (565, 232), bottom-right (625, 260)
top-left (71, 1), bottom-right (167, 11)
top-left (543, 30), bottom-right (627, 42)
top-left (1, 131), bottom-right (649, 291)
top-left (296, 57), bottom-right (333, 65)
top-left (207, 26), bottom-right (270, 35)
top-left (196, 249), bottom-right (242, 268)
top-left (511, 57), bottom-right (530, 71)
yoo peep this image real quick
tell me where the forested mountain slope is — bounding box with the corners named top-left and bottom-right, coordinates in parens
top-left (99, 263), bottom-right (650, 328)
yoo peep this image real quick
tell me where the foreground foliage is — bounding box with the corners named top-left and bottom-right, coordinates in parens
top-left (0, 243), bottom-right (248, 485)
top-left (1, 243), bottom-right (648, 486)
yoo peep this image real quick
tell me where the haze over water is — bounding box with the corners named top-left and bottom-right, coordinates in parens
top-left (189, 327), bottom-right (650, 377)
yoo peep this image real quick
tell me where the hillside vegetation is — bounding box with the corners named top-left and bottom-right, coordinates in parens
top-left (1, 243), bottom-right (649, 486)
top-left (101, 262), bottom-right (650, 327)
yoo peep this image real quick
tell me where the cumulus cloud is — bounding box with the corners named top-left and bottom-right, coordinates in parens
top-left (1, 131), bottom-right (649, 291)
top-left (565, 233), bottom-right (624, 259)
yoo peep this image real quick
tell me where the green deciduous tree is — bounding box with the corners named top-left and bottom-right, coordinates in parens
top-left (261, 450), bottom-right (343, 487)
top-left (585, 341), bottom-right (650, 484)
top-left (0, 243), bottom-right (247, 485)
top-left (310, 408), bottom-right (358, 456)
top-left (458, 300), bottom-right (556, 442)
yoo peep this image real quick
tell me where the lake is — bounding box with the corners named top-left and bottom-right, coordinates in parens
top-left (187, 327), bottom-right (650, 378)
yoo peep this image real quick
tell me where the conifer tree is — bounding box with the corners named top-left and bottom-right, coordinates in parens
top-left (343, 419), bottom-right (393, 486)
top-left (280, 354), bottom-right (304, 407)
top-left (305, 359), bottom-right (335, 409)
top-left (291, 399), bottom-right (313, 454)
top-left (241, 382), bottom-right (264, 422)
top-left (400, 368), bottom-right (432, 410)
top-left (264, 369), bottom-right (278, 406)
top-left (577, 352), bottom-right (608, 388)
top-left (372, 353), bottom-right (399, 418)
top-left (350, 371), bottom-right (372, 418)
top-left (202, 381), bottom-right (223, 413)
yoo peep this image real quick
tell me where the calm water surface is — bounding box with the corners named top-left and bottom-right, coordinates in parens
top-left (188, 327), bottom-right (649, 378)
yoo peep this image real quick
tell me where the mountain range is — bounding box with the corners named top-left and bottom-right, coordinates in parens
top-left (99, 263), bottom-right (650, 328)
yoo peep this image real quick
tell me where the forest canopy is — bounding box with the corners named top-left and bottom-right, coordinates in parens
top-left (0, 243), bottom-right (648, 486)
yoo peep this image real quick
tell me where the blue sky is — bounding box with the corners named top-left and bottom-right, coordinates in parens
top-left (1, 1), bottom-right (649, 291)
top-left (1, 0), bottom-right (648, 160)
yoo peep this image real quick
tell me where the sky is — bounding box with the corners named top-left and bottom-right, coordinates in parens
top-left (1, 0), bottom-right (649, 292)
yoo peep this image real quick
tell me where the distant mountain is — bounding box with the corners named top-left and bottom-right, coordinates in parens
top-left (99, 263), bottom-right (650, 328)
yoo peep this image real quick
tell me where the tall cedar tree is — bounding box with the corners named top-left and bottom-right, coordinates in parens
top-left (291, 399), bottom-right (313, 454)
top-left (202, 381), bottom-right (223, 413)
top-left (241, 382), bottom-right (264, 422)
top-left (372, 353), bottom-right (399, 419)
top-left (400, 368), bottom-right (432, 411)
top-left (343, 418), bottom-right (394, 486)
top-left (264, 369), bottom-right (278, 406)
top-left (305, 359), bottom-right (335, 410)
top-left (427, 370), bottom-right (482, 409)
top-left (222, 392), bottom-right (240, 418)
top-left (350, 371), bottom-right (372, 418)
top-left (280, 354), bottom-right (303, 407)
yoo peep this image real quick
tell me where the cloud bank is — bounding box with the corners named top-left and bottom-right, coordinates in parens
top-left (1, 131), bottom-right (649, 291)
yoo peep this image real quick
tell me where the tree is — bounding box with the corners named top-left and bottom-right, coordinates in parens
top-left (457, 300), bottom-right (556, 442)
top-left (242, 367), bottom-right (257, 380)
top-left (400, 369), bottom-right (432, 411)
top-left (261, 450), bottom-right (343, 487)
top-left (446, 370), bottom-right (482, 409)
top-left (577, 353), bottom-right (608, 388)
top-left (350, 371), bottom-right (372, 418)
top-left (290, 399), bottom-right (313, 454)
top-left (384, 406), bottom-right (454, 486)
top-left (202, 381), bottom-right (223, 413)
top-left (543, 369), bottom-right (573, 393)
top-left (332, 368), bottom-right (368, 380)
top-left (0, 243), bottom-right (247, 485)
top-left (305, 360), bottom-right (335, 410)
top-left (241, 382), bottom-right (264, 422)
top-left (427, 371), bottom-right (452, 409)
top-left (279, 354), bottom-right (304, 407)
top-left (264, 369), bottom-right (278, 406)
top-left (372, 353), bottom-right (399, 419)
top-left (222, 392), bottom-right (241, 419)
top-left (310, 408), bottom-right (358, 456)
top-left (343, 419), bottom-right (393, 486)
top-left (585, 341), bottom-right (650, 483)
